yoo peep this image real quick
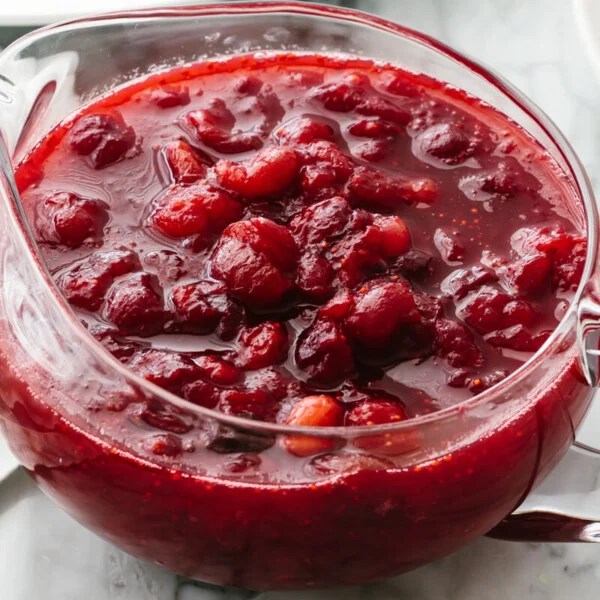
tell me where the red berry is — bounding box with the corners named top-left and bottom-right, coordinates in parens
top-left (503, 252), bottom-right (552, 295)
top-left (59, 250), bottom-right (140, 310)
top-left (457, 286), bottom-right (536, 335)
top-left (348, 118), bottom-right (398, 138)
top-left (151, 182), bottom-right (242, 239)
top-left (145, 434), bottom-right (183, 457)
top-left (485, 325), bottom-right (551, 352)
top-left (183, 379), bottom-right (220, 409)
top-left (345, 400), bottom-right (407, 426)
top-left (210, 218), bottom-right (298, 306)
top-left (181, 101), bottom-right (263, 154)
top-left (69, 112), bottom-right (136, 168)
top-left (139, 399), bottom-right (194, 434)
top-left (416, 123), bottom-right (471, 164)
top-left (284, 394), bottom-right (344, 457)
top-left (290, 196), bottom-right (352, 245)
top-left (129, 349), bottom-right (202, 395)
top-left (103, 272), bottom-right (166, 336)
top-left (296, 252), bottom-right (334, 300)
top-left (346, 166), bottom-right (437, 208)
top-left (171, 280), bottom-right (239, 335)
top-left (374, 215), bottom-right (411, 257)
top-left (163, 140), bottom-right (210, 184)
top-left (218, 388), bottom-right (278, 421)
top-left (215, 145), bottom-right (299, 198)
top-left (195, 355), bottom-right (242, 385)
top-left (37, 192), bottom-right (109, 248)
top-left (434, 318), bottom-right (483, 368)
top-left (274, 116), bottom-right (335, 144)
top-left (344, 279), bottom-right (421, 350)
top-left (237, 321), bottom-right (289, 370)
top-left (149, 85), bottom-right (190, 108)
top-left (295, 319), bottom-right (354, 387)
top-left (299, 141), bottom-right (354, 196)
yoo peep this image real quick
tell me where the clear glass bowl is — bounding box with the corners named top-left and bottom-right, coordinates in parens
top-left (0, 1), bottom-right (599, 591)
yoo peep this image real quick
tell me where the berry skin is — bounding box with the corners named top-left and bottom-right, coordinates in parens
top-left (59, 250), bottom-right (140, 311)
top-left (345, 400), bottom-right (407, 426)
top-left (149, 85), bottom-right (190, 108)
top-left (163, 140), bottom-right (210, 184)
top-left (103, 272), bottom-right (167, 337)
top-left (69, 112), bottom-right (136, 168)
top-left (215, 146), bottom-right (299, 198)
top-left (295, 319), bottom-right (354, 387)
top-left (37, 192), bottom-right (109, 248)
top-left (274, 117), bottom-right (335, 145)
top-left (283, 394), bottom-right (344, 457)
top-left (171, 280), bottom-right (239, 335)
top-left (434, 318), bottom-right (483, 368)
top-left (346, 166), bottom-right (438, 208)
top-left (237, 321), bottom-right (289, 370)
top-left (210, 217), bottom-right (299, 306)
top-left (151, 182), bottom-right (242, 239)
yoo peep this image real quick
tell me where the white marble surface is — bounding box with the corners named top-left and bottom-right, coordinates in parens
top-left (3, 0), bottom-right (600, 598)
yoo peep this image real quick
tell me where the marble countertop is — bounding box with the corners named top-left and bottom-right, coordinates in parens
top-left (3, 0), bottom-right (600, 598)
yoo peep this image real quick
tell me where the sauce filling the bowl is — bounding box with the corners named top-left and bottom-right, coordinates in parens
top-left (17, 53), bottom-right (585, 434)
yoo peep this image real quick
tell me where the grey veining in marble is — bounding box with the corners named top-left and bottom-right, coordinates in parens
top-left (3, 0), bottom-right (600, 598)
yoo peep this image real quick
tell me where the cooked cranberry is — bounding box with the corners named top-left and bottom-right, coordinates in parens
top-left (338, 226), bottom-right (386, 287)
top-left (237, 322), bottom-right (289, 370)
top-left (442, 266), bottom-right (498, 299)
top-left (139, 398), bottom-right (194, 434)
top-left (215, 145), bottom-right (299, 198)
top-left (145, 433), bottom-right (183, 457)
top-left (218, 388), bottom-right (277, 421)
top-left (37, 192), bottom-right (109, 248)
top-left (296, 252), bottom-right (334, 300)
top-left (311, 81), bottom-right (364, 112)
top-left (295, 319), bottom-right (354, 387)
top-left (434, 228), bottom-right (466, 264)
top-left (245, 368), bottom-right (289, 402)
top-left (59, 250), bottom-right (140, 310)
top-left (457, 286), bottom-right (536, 335)
top-left (274, 116), bottom-right (335, 144)
top-left (144, 249), bottom-right (187, 282)
top-left (129, 349), bottom-right (201, 394)
top-left (345, 279), bottom-right (421, 350)
top-left (290, 196), bottom-right (352, 245)
top-left (283, 394), bottom-right (344, 457)
top-left (356, 96), bottom-right (411, 125)
top-left (485, 325), bottom-right (551, 352)
top-left (195, 355), bottom-right (242, 386)
top-left (69, 112), bottom-right (136, 168)
top-left (353, 139), bottom-right (390, 162)
top-left (210, 218), bottom-right (298, 306)
top-left (346, 166), bottom-right (437, 208)
top-left (103, 272), bottom-right (166, 336)
top-left (171, 280), bottom-right (239, 335)
top-left (92, 329), bottom-right (138, 361)
top-left (434, 318), bottom-right (483, 368)
top-left (348, 118), bottom-right (398, 138)
top-left (503, 252), bottom-right (552, 295)
top-left (163, 140), bottom-right (210, 184)
top-left (181, 100), bottom-right (263, 154)
top-left (182, 379), bottom-right (220, 408)
top-left (149, 85), bottom-right (190, 108)
top-left (298, 141), bottom-right (354, 196)
top-left (318, 290), bottom-right (354, 321)
top-left (345, 399), bottom-right (407, 426)
top-left (374, 216), bottom-right (411, 257)
top-left (151, 182), bottom-right (242, 239)
top-left (392, 250), bottom-right (435, 280)
top-left (416, 123), bottom-right (471, 164)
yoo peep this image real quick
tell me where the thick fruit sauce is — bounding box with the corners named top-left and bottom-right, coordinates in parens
top-left (2, 53), bottom-right (590, 588)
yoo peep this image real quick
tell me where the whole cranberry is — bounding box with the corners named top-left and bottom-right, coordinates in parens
top-left (274, 116), bottom-right (335, 145)
top-left (171, 280), bottom-right (240, 335)
top-left (210, 217), bottom-right (299, 306)
top-left (215, 145), bottom-right (299, 198)
top-left (345, 399), bottom-right (407, 426)
top-left (237, 321), bottom-right (290, 370)
top-left (37, 192), bottom-right (109, 248)
top-left (290, 196), bottom-right (353, 245)
top-left (103, 272), bottom-right (167, 336)
top-left (295, 319), bottom-right (354, 387)
top-left (68, 112), bottom-right (136, 168)
top-left (150, 182), bottom-right (242, 239)
top-left (163, 140), bottom-right (210, 184)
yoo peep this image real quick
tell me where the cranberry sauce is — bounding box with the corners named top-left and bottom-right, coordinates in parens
top-left (3, 53), bottom-right (591, 589)
top-left (18, 54), bottom-right (585, 429)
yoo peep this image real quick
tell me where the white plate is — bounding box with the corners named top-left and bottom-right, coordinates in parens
top-left (0, 0), bottom-right (206, 27)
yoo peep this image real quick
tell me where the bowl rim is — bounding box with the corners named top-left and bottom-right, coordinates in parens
top-left (2, 0), bottom-right (597, 438)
